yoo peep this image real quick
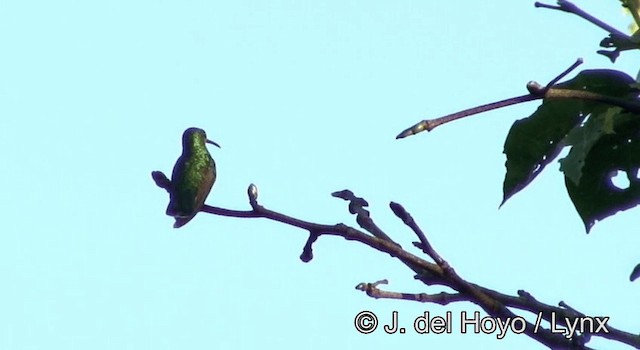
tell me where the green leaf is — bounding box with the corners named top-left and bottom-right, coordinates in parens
top-left (602, 107), bottom-right (619, 134)
top-left (559, 107), bottom-right (620, 186)
top-left (502, 70), bottom-right (637, 206)
top-left (621, 0), bottom-right (640, 33)
top-left (565, 113), bottom-right (640, 232)
top-left (502, 100), bottom-right (584, 205)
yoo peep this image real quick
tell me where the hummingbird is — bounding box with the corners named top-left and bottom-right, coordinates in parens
top-left (154, 127), bottom-right (220, 228)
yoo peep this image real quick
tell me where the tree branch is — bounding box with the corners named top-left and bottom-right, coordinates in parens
top-left (355, 279), bottom-right (467, 304)
top-left (535, 1), bottom-right (629, 39)
top-left (396, 59), bottom-right (640, 139)
top-left (151, 178), bottom-right (640, 349)
top-left (535, 1), bottom-right (640, 62)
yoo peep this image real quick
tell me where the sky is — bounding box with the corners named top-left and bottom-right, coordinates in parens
top-left (1, 1), bottom-right (638, 349)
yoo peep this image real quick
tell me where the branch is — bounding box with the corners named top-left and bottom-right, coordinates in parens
top-left (535, 1), bottom-right (639, 62)
top-left (396, 59), bottom-right (640, 139)
top-left (355, 279), bottom-right (467, 304)
top-left (333, 189), bottom-right (400, 245)
top-left (357, 280), bottom-right (639, 348)
top-left (535, 1), bottom-right (629, 39)
top-left (150, 177), bottom-right (640, 349)
top-left (395, 94), bottom-right (538, 139)
top-left (388, 202), bottom-right (506, 316)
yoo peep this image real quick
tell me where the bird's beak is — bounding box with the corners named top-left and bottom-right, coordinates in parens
top-left (206, 139), bottom-right (221, 148)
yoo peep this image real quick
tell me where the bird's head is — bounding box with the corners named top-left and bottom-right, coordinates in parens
top-left (182, 127), bottom-right (221, 150)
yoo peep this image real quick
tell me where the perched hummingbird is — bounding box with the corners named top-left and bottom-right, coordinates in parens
top-left (162, 127), bottom-right (220, 228)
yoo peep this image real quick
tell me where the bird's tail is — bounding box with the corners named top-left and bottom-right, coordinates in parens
top-left (173, 216), bottom-right (195, 228)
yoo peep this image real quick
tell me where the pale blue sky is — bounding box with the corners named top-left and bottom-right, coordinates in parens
top-left (1, 1), bottom-right (638, 349)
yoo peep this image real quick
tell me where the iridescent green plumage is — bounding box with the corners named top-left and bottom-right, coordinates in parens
top-left (166, 127), bottom-right (220, 228)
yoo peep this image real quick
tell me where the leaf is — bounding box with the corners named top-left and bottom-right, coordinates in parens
top-left (502, 100), bottom-right (584, 205)
top-left (602, 108), bottom-right (619, 134)
top-left (553, 69), bottom-right (636, 95)
top-left (565, 113), bottom-right (640, 232)
top-left (502, 70), bottom-right (637, 206)
top-left (631, 263), bottom-right (640, 282)
top-left (621, 0), bottom-right (640, 33)
top-left (559, 107), bottom-right (619, 186)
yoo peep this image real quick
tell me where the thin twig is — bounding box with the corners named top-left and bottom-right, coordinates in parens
top-left (389, 202), bottom-right (442, 264)
top-left (396, 59), bottom-right (640, 139)
top-left (333, 190), bottom-right (399, 245)
top-left (544, 58), bottom-right (583, 91)
top-left (535, 1), bottom-right (638, 62)
top-left (356, 281), bottom-right (467, 304)
top-left (535, 1), bottom-right (630, 39)
top-left (396, 94), bottom-right (538, 139)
